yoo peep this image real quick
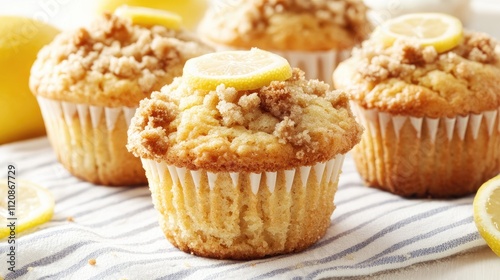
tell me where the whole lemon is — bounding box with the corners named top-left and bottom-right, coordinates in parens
top-left (96, 0), bottom-right (208, 30)
top-left (0, 16), bottom-right (59, 145)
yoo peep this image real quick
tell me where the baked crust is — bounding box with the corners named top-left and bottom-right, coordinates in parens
top-left (30, 13), bottom-right (213, 107)
top-left (199, 0), bottom-right (371, 51)
top-left (127, 69), bottom-right (363, 172)
top-left (334, 32), bottom-right (500, 118)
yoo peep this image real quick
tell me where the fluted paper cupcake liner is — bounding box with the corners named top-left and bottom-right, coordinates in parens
top-left (141, 154), bottom-right (345, 259)
top-left (350, 102), bottom-right (500, 197)
top-left (351, 102), bottom-right (500, 142)
top-left (37, 97), bottom-right (146, 186)
top-left (143, 154), bottom-right (345, 194)
top-left (37, 97), bottom-right (137, 130)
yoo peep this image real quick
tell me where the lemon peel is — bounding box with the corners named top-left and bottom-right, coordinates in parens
top-left (473, 174), bottom-right (500, 257)
top-left (0, 16), bottom-right (59, 144)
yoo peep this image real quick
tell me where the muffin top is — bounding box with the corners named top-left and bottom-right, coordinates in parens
top-left (334, 31), bottom-right (500, 118)
top-left (30, 13), bottom-right (213, 107)
top-left (127, 68), bottom-right (363, 172)
top-left (199, 0), bottom-right (371, 51)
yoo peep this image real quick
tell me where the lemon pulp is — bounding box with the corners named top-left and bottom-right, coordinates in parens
top-left (473, 174), bottom-right (500, 257)
top-left (183, 48), bottom-right (293, 91)
top-left (0, 180), bottom-right (54, 239)
top-left (114, 5), bottom-right (182, 29)
top-left (375, 13), bottom-right (463, 53)
top-left (487, 187), bottom-right (500, 231)
top-left (96, 0), bottom-right (208, 30)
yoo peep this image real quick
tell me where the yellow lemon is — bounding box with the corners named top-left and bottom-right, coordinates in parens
top-left (0, 16), bottom-right (59, 144)
top-left (96, 0), bottom-right (208, 30)
top-left (0, 179), bottom-right (55, 239)
top-left (374, 13), bottom-right (463, 53)
top-left (183, 48), bottom-right (293, 91)
top-left (473, 174), bottom-right (500, 257)
top-left (114, 5), bottom-right (182, 29)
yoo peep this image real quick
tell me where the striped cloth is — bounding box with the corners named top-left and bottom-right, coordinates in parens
top-left (0, 137), bottom-right (486, 279)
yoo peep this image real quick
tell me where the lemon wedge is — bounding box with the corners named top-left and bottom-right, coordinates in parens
top-left (183, 48), bottom-right (293, 91)
top-left (0, 179), bottom-right (54, 239)
top-left (473, 174), bottom-right (500, 257)
top-left (374, 13), bottom-right (463, 53)
top-left (114, 5), bottom-right (182, 30)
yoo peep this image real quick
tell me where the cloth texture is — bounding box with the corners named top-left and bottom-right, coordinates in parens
top-left (0, 137), bottom-right (485, 279)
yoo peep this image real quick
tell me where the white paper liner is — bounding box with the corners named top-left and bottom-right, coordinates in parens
top-left (351, 102), bottom-right (500, 142)
top-left (37, 97), bottom-right (137, 131)
top-left (142, 154), bottom-right (345, 195)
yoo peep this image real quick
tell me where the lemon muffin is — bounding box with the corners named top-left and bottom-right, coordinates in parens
top-left (334, 14), bottom-right (500, 198)
top-left (127, 49), bottom-right (363, 259)
top-left (198, 0), bottom-right (371, 84)
top-left (30, 12), bottom-right (213, 186)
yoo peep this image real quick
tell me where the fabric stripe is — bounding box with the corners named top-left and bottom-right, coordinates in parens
top-left (249, 203), bottom-right (470, 279)
top-left (38, 239), bottom-right (169, 280)
top-left (0, 137), bottom-right (486, 279)
top-left (8, 241), bottom-right (94, 279)
top-left (358, 216), bottom-right (474, 265)
top-left (308, 233), bottom-right (482, 280)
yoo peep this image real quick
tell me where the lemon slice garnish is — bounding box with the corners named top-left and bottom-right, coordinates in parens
top-left (0, 179), bottom-right (54, 238)
top-left (183, 48), bottom-right (293, 91)
top-left (114, 5), bottom-right (182, 30)
top-left (473, 174), bottom-right (500, 257)
top-left (374, 13), bottom-right (463, 53)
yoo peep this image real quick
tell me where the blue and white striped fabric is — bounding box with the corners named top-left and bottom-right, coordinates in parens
top-left (0, 137), bottom-right (486, 279)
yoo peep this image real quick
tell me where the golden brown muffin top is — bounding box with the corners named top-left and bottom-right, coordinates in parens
top-left (334, 32), bottom-right (500, 118)
top-left (30, 13), bottom-right (213, 107)
top-left (127, 69), bottom-right (363, 172)
top-left (199, 0), bottom-right (371, 51)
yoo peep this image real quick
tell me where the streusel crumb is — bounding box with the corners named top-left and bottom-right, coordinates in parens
top-left (128, 69), bottom-right (363, 172)
top-left (199, 0), bottom-right (371, 51)
top-left (30, 13), bottom-right (213, 107)
top-left (334, 32), bottom-right (500, 117)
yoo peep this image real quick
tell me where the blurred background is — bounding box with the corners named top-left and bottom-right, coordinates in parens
top-left (0, 0), bottom-right (498, 34)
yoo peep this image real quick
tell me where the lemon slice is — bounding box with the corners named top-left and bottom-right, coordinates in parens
top-left (374, 13), bottom-right (463, 53)
top-left (0, 179), bottom-right (54, 239)
top-left (114, 5), bottom-right (182, 30)
top-left (473, 174), bottom-right (500, 256)
top-left (183, 48), bottom-right (293, 91)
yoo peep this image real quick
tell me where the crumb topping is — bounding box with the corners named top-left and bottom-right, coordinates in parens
top-left (200, 0), bottom-right (371, 51)
top-left (30, 13), bottom-right (213, 107)
top-left (334, 32), bottom-right (500, 117)
top-left (128, 69), bottom-right (363, 172)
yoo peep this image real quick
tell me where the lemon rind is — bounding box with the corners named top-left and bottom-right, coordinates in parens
top-left (473, 175), bottom-right (500, 257)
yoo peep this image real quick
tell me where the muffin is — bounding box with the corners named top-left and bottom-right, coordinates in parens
top-left (29, 13), bottom-right (213, 186)
top-left (334, 17), bottom-right (500, 197)
top-left (127, 49), bottom-right (363, 259)
top-left (198, 0), bottom-right (371, 84)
